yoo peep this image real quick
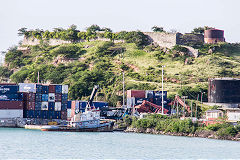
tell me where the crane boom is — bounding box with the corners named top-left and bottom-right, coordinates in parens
top-left (86, 85), bottom-right (99, 110)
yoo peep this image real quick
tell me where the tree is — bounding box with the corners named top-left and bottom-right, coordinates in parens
top-left (151, 26), bottom-right (164, 32)
top-left (191, 26), bottom-right (214, 34)
top-left (87, 24), bottom-right (101, 32)
top-left (18, 27), bottom-right (28, 36)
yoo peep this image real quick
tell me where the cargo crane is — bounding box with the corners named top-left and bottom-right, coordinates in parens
top-left (86, 85), bottom-right (99, 111)
top-left (172, 95), bottom-right (191, 113)
top-left (134, 100), bottom-right (169, 114)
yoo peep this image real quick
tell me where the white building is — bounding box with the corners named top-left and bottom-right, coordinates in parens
top-left (225, 108), bottom-right (240, 122)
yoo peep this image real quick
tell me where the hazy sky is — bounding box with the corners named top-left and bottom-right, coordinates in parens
top-left (0, 0), bottom-right (239, 52)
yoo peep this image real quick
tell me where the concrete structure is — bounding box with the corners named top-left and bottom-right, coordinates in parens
top-left (225, 108), bottom-right (240, 122)
top-left (204, 29), bottom-right (225, 44)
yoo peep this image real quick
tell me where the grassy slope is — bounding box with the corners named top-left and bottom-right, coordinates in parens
top-left (6, 41), bottom-right (240, 103)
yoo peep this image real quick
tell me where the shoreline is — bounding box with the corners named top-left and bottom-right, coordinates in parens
top-left (124, 127), bottom-right (240, 141)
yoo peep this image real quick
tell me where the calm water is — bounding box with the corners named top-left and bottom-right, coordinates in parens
top-left (1, 128), bottom-right (240, 159)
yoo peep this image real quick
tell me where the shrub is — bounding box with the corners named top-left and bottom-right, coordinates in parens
top-left (217, 126), bottom-right (238, 137)
top-left (50, 44), bottom-right (82, 58)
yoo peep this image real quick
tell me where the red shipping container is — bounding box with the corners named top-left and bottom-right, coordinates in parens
top-left (49, 85), bottom-right (55, 93)
top-left (55, 93), bottom-right (62, 102)
top-left (0, 83), bottom-right (17, 85)
top-left (61, 111), bottom-right (67, 120)
top-left (23, 92), bottom-right (35, 102)
top-left (127, 90), bottom-right (145, 98)
top-left (0, 101), bottom-right (23, 109)
top-left (26, 102), bottom-right (35, 110)
top-left (71, 101), bottom-right (76, 117)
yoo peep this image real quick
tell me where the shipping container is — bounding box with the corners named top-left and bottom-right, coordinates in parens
top-left (0, 101), bottom-right (23, 109)
top-left (154, 91), bottom-right (167, 99)
top-left (23, 92), bottom-right (35, 102)
top-left (26, 101), bottom-right (35, 110)
top-left (35, 102), bottom-right (42, 110)
top-left (55, 85), bottom-right (62, 94)
top-left (0, 93), bottom-right (23, 101)
top-left (127, 90), bottom-right (145, 98)
top-left (19, 83), bottom-right (37, 93)
top-left (35, 93), bottom-right (42, 102)
top-left (67, 101), bottom-right (72, 109)
top-left (54, 111), bottom-right (61, 119)
top-left (61, 102), bottom-right (67, 111)
top-left (49, 85), bottom-right (55, 93)
top-left (48, 93), bottom-right (55, 102)
top-left (67, 109), bottom-right (71, 118)
top-left (23, 110), bottom-right (34, 118)
top-left (0, 109), bottom-right (23, 118)
top-left (62, 85), bottom-right (68, 94)
top-left (154, 98), bottom-right (168, 106)
top-left (55, 93), bottom-right (62, 102)
top-left (36, 84), bottom-right (42, 93)
top-left (62, 94), bottom-right (68, 103)
top-left (0, 85), bottom-right (19, 94)
top-left (42, 85), bottom-right (49, 94)
top-left (34, 110), bottom-right (41, 118)
top-left (48, 102), bottom-right (55, 111)
top-left (55, 102), bottom-right (61, 111)
top-left (41, 102), bottom-right (48, 110)
top-left (48, 111), bottom-right (54, 119)
top-left (41, 110), bottom-right (48, 119)
top-left (61, 111), bottom-right (67, 120)
top-left (42, 94), bottom-right (48, 102)
top-left (145, 90), bottom-right (155, 99)
top-left (0, 83), bottom-right (17, 85)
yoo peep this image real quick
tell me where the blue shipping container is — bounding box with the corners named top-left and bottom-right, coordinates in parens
top-left (145, 90), bottom-right (155, 99)
top-left (36, 84), bottom-right (42, 93)
top-left (0, 93), bottom-right (23, 101)
top-left (0, 85), bottom-right (19, 94)
top-left (61, 102), bottom-right (67, 110)
top-left (34, 110), bottom-right (41, 118)
top-left (48, 111), bottom-right (54, 119)
top-left (54, 111), bottom-right (61, 119)
top-left (42, 94), bottom-right (48, 101)
top-left (35, 93), bottom-right (42, 102)
top-left (41, 111), bottom-right (48, 119)
top-left (48, 102), bottom-right (55, 111)
top-left (154, 91), bottom-right (167, 99)
top-left (35, 102), bottom-right (42, 110)
top-left (67, 101), bottom-right (72, 109)
top-left (42, 85), bottom-right (49, 94)
top-left (55, 85), bottom-right (62, 94)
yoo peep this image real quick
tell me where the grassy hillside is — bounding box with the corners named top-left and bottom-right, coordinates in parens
top-left (2, 36), bottom-right (240, 106)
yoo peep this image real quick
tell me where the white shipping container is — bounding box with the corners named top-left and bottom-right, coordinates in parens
top-left (67, 109), bottom-right (71, 117)
top-left (48, 93), bottom-right (55, 102)
top-left (62, 85), bottom-right (68, 94)
top-left (55, 102), bottom-right (61, 111)
top-left (41, 102), bottom-right (48, 110)
top-left (0, 109), bottom-right (23, 118)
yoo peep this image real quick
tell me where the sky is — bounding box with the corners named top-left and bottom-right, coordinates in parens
top-left (0, 0), bottom-right (240, 52)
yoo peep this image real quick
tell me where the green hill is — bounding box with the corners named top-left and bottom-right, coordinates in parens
top-left (2, 27), bottom-right (240, 106)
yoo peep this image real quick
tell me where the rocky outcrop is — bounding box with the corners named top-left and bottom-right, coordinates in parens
top-left (125, 127), bottom-right (240, 141)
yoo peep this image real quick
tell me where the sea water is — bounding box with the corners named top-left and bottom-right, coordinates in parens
top-left (0, 128), bottom-right (240, 159)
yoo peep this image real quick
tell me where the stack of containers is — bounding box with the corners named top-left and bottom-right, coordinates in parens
top-left (20, 83), bottom-right (68, 120)
top-left (0, 84), bottom-right (23, 118)
top-left (127, 90), bottom-right (170, 113)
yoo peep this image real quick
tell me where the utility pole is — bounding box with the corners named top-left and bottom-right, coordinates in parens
top-left (123, 72), bottom-right (125, 108)
top-left (191, 101), bottom-right (193, 118)
top-left (162, 65), bottom-right (165, 115)
top-left (181, 96), bottom-right (188, 117)
top-left (37, 72), bottom-right (40, 84)
top-left (196, 94), bottom-right (199, 119)
top-left (177, 100), bottom-right (179, 118)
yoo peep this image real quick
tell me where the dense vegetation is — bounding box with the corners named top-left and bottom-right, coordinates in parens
top-left (122, 114), bottom-right (240, 138)
top-left (2, 25), bottom-right (240, 107)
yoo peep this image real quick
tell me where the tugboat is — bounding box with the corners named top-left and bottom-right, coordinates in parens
top-left (41, 85), bottom-right (114, 132)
